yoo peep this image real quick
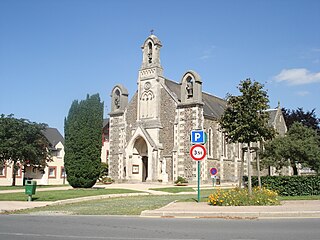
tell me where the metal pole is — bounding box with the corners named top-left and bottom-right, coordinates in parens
top-left (197, 161), bottom-right (200, 203)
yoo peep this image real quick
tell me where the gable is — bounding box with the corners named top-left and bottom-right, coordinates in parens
top-left (42, 128), bottom-right (64, 149)
top-left (164, 79), bottom-right (227, 119)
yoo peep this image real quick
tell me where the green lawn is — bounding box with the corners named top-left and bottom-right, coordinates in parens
top-left (9, 189), bottom-right (320, 216)
top-left (0, 188), bottom-right (142, 201)
top-left (149, 187), bottom-right (196, 193)
top-left (0, 185), bottom-right (69, 191)
top-left (15, 194), bottom-right (197, 215)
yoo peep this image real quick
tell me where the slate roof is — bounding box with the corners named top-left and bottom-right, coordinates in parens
top-left (164, 79), bottom-right (227, 119)
top-left (42, 128), bottom-right (64, 149)
top-left (265, 109), bottom-right (278, 125)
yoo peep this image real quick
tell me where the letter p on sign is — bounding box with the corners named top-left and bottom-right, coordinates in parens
top-left (191, 130), bottom-right (205, 144)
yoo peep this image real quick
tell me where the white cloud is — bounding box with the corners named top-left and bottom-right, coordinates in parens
top-left (312, 59), bottom-right (320, 64)
top-left (199, 45), bottom-right (216, 60)
top-left (296, 91), bottom-right (310, 96)
top-left (274, 68), bottom-right (320, 85)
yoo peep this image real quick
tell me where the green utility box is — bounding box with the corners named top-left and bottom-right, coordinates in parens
top-left (25, 180), bottom-right (37, 195)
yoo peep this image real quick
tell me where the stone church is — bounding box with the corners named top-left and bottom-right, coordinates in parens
top-left (108, 34), bottom-right (287, 184)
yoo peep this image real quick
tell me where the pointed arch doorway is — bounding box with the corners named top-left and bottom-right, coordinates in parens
top-left (133, 137), bottom-right (148, 182)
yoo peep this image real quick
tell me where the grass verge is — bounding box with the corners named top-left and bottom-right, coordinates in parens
top-left (0, 188), bottom-right (141, 201)
top-left (279, 195), bottom-right (320, 201)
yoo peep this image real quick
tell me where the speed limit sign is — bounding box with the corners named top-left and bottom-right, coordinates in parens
top-left (190, 144), bottom-right (207, 161)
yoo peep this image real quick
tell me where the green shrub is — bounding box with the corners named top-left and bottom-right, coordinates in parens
top-left (208, 187), bottom-right (279, 206)
top-left (251, 176), bottom-right (320, 196)
top-left (99, 162), bottom-right (109, 179)
top-left (174, 176), bottom-right (188, 185)
top-left (100, 177), bottom-right (114, 184)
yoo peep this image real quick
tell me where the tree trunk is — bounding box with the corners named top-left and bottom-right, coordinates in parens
top-left (12, 162), bottom-right (17, 186)
top-left (292, 164), bottom-right (298, 175)
top-left (238, 149), bottom-right (245, 188)
top-left (247, 143), bottom-right (252, 195)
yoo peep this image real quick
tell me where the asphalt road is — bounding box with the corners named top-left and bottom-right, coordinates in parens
top-left (0, 215), bottom-right (319, 240)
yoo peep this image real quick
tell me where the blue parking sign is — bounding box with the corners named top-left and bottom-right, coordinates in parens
top-left (191, 130), bottom-right (206, 144)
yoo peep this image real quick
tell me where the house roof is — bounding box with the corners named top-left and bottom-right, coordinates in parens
top-left (164, 79), bottom-right (227, 119)
top-left (164, 79), bottom-right (280, 123)
top-left (103, 118), bottom-right (109, 128)
top-left (42, 128), bottom-right (64, 148)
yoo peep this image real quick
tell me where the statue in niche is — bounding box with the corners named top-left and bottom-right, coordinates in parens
top-left (114, 90), bottom-right (120, 109)
top-left (186, 78), bottom-right (193, 98)
top-left (148, 42), bottom-right (152, 63)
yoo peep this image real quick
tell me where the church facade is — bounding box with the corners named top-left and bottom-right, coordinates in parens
top-left (108, 34), bottom-right (287, 184)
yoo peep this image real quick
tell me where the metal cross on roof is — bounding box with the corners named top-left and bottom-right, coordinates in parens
top-left (150, 29), bottom-right (154, 35)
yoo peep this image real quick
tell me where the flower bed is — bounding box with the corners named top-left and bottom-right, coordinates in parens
top-left (208, 187), bottom-right (280, 206)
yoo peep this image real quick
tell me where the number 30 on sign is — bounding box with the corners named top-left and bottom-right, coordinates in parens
top-left (190, 144), bottom-right (207, 161)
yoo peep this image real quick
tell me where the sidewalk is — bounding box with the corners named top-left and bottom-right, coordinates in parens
top-left (141, 200), bottom-right (320, 219)
top-left (1, 183), bottom-right (320, 218)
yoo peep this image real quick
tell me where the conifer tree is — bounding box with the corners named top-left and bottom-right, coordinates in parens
top-left (64, 94), bottom-right (103, 188)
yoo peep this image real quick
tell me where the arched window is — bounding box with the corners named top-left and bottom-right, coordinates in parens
top-left (208, 128), bottom-right (213, 157)
top-left (221, 133), bottom-right (227, 157)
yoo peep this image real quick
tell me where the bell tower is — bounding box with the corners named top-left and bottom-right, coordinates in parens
top-left (140, 31), bottom-right (162, 70)
top-left (137, 33), bottom-right (164, 122)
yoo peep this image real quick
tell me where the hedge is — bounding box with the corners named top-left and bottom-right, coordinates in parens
top-left (250, 176), bottom-right (320, 196)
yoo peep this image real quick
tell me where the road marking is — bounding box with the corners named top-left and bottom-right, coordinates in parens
top-left (0, 232), bottom-right (201, 240)
top-left (231, 238), bottom-right (258, 240)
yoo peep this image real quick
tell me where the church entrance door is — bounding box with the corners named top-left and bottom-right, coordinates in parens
top-left (142, 156), bottom-right (148, 182)
top-left (132, 137), bottom-right (149, 182)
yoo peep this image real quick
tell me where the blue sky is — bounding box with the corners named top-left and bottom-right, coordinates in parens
top-left (1, 0), bottom-right (319, 134)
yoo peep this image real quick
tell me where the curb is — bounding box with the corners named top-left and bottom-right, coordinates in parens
top-left (140, 210), bottom-right (320, 219)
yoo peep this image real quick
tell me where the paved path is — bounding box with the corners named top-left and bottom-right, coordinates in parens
top-left (0, 201), bottom-right (52, 213)
top-left (1, 183), bottom-right (320, 218)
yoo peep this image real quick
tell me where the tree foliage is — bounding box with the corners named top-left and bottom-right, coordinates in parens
top-left (219, 79), bottom-right (275, 193)
top-left (261, 122), bottom-right (320, 175)
top-left (0, 114), bottom-right (51, 186)
top-left (64, 94), bottom-right (103, 188)
top-left (282, 107), bottom-right (320, 132)
top-left (220, 79), bottom-right (275, 144)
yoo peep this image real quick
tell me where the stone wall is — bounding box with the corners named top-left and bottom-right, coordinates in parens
top-left (125, 93), bottom-right (138, 143)
top-left (175, 106), bottom-right (203, 182)
top-left (109, 115), bottom-right (124, 180)
top-left (159, 88), bottom-right (176, 156)
top-left (159, 88), bottom-right (176, 181)
top-left (274, 109), bottom-right (287, 136)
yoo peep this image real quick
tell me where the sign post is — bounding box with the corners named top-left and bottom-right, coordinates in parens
top-left (210, 167), bottom-right (218, 186)
top-left (190, 144), bottom-right (206, 202)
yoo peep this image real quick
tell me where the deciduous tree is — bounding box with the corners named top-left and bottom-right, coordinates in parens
top-left (282, 107), bottom-right (320, 132)
top-left (262, 122), bottom-right (320, 175)
top-left (0, 114), bottom-right (51, 186)
top-left (219, 79), bottom-right (275, 194)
